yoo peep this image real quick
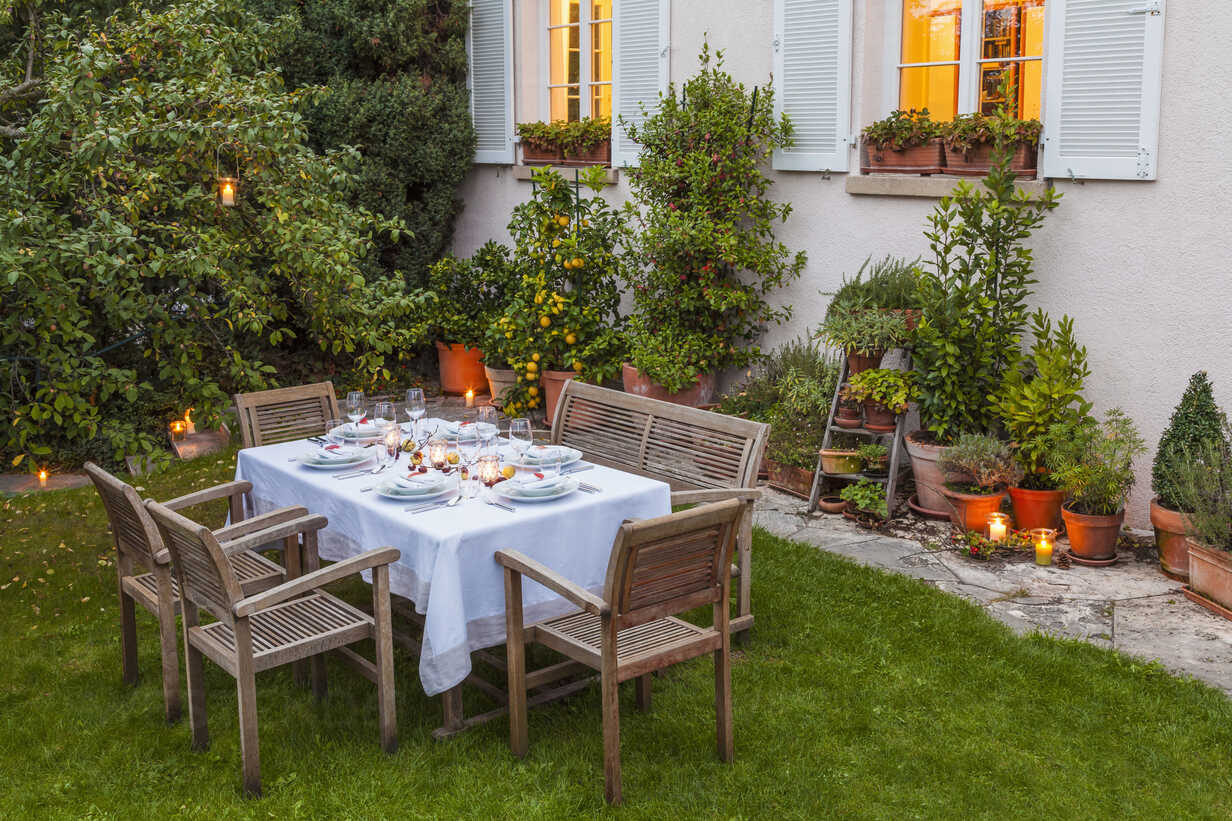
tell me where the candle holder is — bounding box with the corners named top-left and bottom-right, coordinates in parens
top-left (477, 453), bottom-right (501, 487)
top-left (37, 469), bottom-right (48, 488)
top-left (383, 424), bottom-right (402, 460)
top-left (427, 436), bottom-right (449, 470)
top-left (169, 420), bottom-right (187, 442)
top-left (465, 388), bottom-right (475, 408)
top-left (986, 512), bottom-right (1009, 543)
top-left (1031, 528), bottom-right (1056, 566)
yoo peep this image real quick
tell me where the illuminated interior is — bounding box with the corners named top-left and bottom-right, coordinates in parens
top-left (549, 1), bottom-right (612, 121)
top-left (899, 0), bottom-right (961, 121)
top-left (978, 0), bottom-right (1044, 119)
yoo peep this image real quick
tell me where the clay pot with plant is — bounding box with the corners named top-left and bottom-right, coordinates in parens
top-left (859, 442), bottom-right (889, 475)
top-left (940, 111), bottom-right (1042, 178)
top-left (842, 368), bottom-right (917, 433)
top-left (1045, 409), bottom-right (1146, 565)
top-left (818, 299), bottom-right (912, 377)
top-left (1149, 372), bottom-right (1229, 581)
top-left (987, 310), bottom-right (1093, 532)
top-left (1162, 420), bottom-right (1232, 615)
top-left (861, 109), bottom-right (944, 174)
top-left (516, 117), bottom-right (613, 166)
top-left (938, 434), bottom-right (1020, 533)
top-left (841, 478), bottom-right (888, 521)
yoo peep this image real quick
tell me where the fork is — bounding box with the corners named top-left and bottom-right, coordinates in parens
top-left (335, 463), bottom-right (386, 480)
top-left (577, 481), bottom-right (601, 494)
top-left (485, 497), bottom-right (516, 513)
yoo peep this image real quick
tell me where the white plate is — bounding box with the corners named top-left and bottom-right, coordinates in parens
top-left (301, 452), bottom-right (370, 470)
top-left (333, 423), bottom-right (385, 441)
top-left (377, 483), bottom-right (454, 502)
top-left (438, 421), bottom-right (499, 440)
top-left (492, 476), bottom-right (579, 503)
top-left (510, 445), bottom-right (583, 469)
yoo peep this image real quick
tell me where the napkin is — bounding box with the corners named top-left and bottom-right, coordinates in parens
top-left (393, 473), bottom-right (444, 490)
top-left (513, 473), bottom-right (564, 490)
top-left (313, 445), bottom-right (359, 462)
top-left (520, 445), bottom-right (562, 465)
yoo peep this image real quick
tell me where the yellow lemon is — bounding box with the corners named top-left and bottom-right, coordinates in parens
top-left (501, 465), bottom-right (516, 479)
top-left (572, 360), bottom-right (584, 371)
top-left (571, 258), bottom-right (583, 268)
top-left (565, 333), bottom-right (576, 345)
top-left (531, 353), bottom-right (541, 362)
top-left (554, 254), bottom-right (562, 264)
top-left (528, 386), bottom-right (539, 397)
top-left (528, 398), bottom-right (539, 408)
top-left (446, 452), bottom-right (460, 465)
top-left (556, 215), bottom-right (569, 227)
top-left (552, 238), bottom-right (561, 248)
top-left (525, 360), bottom-right (538, 372)
top-left (533, 293), bottom-right (543, 304)
top-left (539, 316), bottom-right (551, 328)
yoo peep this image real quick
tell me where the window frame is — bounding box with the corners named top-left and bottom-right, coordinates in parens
top-left (882, 0), bottom-right (1044, 122)
top-left (539, 0), bottom-right (613, 122)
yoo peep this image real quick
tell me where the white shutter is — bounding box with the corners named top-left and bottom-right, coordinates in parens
top-left (469, 0), bottom-right (514, 165)
top-left (1041, 0), bottom-right (1165, 180)
top-left (611, 0), bottom-right (669, 167)
top-left (772, 0), bottom-right (853, 172)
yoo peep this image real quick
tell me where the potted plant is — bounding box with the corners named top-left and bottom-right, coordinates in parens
top-left (1151, 372), bottom-right (1230, 580)
top-left (842, 368), bottom-right (917, 432)
top-left (840, 479), bottom-right (888, 520)
top-left (516, 118), bottom-right (613, 166)
top-left (861, 109), bottom-right (944, 174)
top-left (835, 393), bottom-right (863, 428)
top-left (909, 150), bottom-right (1060, 515)
top-left (418, 241), bottom-right (516, 395)
top-left (819, 446), bottom-right (863, 476)
top-left (823, 255), bottom-right (923, 330)
top-left (1046, 409), bottom-right (1147, 565)
top-left (516, 120), bottom-right (565, 164)
top-left (817, 298), bottom-right (912, 376)
top-left (940, 112), bottom-right (1041, 178)
top-left (938, 434), bottom-right (1020, 533)
top-left (1165, 421), bottom-right (1232, 615)
top-left (987, 310), bottom-right (1092, 531)
top-left (621, 44), bottom-right (804, 405)
top-left (859, 443), bottom-right (889, 475)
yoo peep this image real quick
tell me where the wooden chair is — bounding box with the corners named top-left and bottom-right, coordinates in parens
top-left (234, 381), bottom-right (342, 449)
top-left (84, 462), bottom-right (311, 723)
top-left (550, 380), bottom-right (767, 635)
top-left (144, 499), bottom-right (400, 797)
top-left (497, 498), bottom-right (744, 805)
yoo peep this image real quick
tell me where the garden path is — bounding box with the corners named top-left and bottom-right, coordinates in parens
top-left (754, 489), bottom-right (1232, 697)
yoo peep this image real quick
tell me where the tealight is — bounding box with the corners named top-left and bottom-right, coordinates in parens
top-left (986, 512), bottom-right (1009, 543)
top-left (1031, 528), bottom-right (1056, 566)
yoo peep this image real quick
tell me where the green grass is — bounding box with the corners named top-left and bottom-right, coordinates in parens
top-left (4, 451), bottom-right (1232, 819)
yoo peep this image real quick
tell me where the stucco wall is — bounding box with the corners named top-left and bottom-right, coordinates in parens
top-left (453, 0), bottom-right (1232, 528)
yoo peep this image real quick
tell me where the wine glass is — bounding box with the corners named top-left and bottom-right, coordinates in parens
top-left (477, 405), bottom-right (499, 448)
top-left (508, 417), bottom-right (532, 462)
top-left (323, 418), bottom-right (345, 448)
top-left (457, 425), bottom-right (480, 469)
top-left (346, 391), bottom-right (365, 431)
top-left (373, 401), bottom-right (395, 428)
top-left (404, 388), bottom-right (426, 435)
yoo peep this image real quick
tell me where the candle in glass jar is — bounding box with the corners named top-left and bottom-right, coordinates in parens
top-left (428, 436), bottom-right (449, 470)
top-left (477, 454), bottom-right (501, 486)
top-left (1031, 528), bottom-right (1056, 566)
top-left (465, 388), bottom-right (475, 408)
top-left (169, 420), bottom-right (186, 442)
top-left (986, 512), bottom-right (1009, 543)
top-left (38, 469), bottom-right (48, 488)
top-left (383, 425), bottom-right (402, 459)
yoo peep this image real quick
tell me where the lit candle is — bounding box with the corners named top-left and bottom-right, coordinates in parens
top-left (383, 424), bottom-right (402, 459)
top-left (183, 408), bottom-right (196, 435)
top-left (427, 436), bottom-right (449, 470)
top-left (987, 512), bottom-right (1009, 543)
top-left (1031, 528), bottom-right (1056, 566)
top-left (169, 420), bottom-right (186, 442)
top-left (465, 388), bottom-right (475, 408)
top-left (218, 176), bottom-right (237, 207)
top-left (477, 454), bottom-right (501, 486)
top-left (37, 469), bottom-right (48, 488)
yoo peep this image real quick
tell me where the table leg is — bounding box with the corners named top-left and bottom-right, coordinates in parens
top-left (437, 685), bottom-right (465, 738)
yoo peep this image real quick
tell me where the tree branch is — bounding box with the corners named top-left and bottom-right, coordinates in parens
top-left (0, 125), bottom-right (28, 139)
top-left (0, 78), bottom-right (43, 104)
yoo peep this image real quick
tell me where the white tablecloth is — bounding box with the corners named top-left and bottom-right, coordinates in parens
top-left (234, 425), bottom-right (671, 695)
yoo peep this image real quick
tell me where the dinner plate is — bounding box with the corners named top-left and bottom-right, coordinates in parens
top-left (377, 482), bottom-right (454, 502)
top-left (377, 474), bottom-right (451, 498)
top-left (509, 445), bottom-right (583, 469)
top-left (332, 423), bottom-right (385, 441)
top-left (491, 476), bottom-right (579, 503)
top-left (301, 449), bottom-right (369, 470)
top-left (438, 421), bottom-right (499, 440)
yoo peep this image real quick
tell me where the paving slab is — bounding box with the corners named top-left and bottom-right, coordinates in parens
top-left (0, 473), bottom-right (90, 494)
top-left (1113, 595), bottom-right (1232, 696)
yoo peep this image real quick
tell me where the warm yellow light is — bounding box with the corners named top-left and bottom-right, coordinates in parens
top-left (218, 176), bottom-right (237, 207)
top-left (1031, 528), bottom-right (1056, 566)
top-left (37, 469), bottom-right (48, 486)
top-left (986, 512), bottom-right (1009, 543)
top-left (465, 389), bottom-right (475, 408)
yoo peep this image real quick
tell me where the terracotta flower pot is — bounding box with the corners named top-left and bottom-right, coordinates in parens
top-left (621, 363), bottom-right (716, 407)
top-left (835, 401), bottom-right (863, 428)
top-left (540, 369), bottom-right (576, 423)
top-left (817, 496), bottom-right (847, 514)
top-left (819, 449), bottom-right (862, 475)
top-left (1150, 497), bottom-right (1193, 582)
top-left (905, 432), bottom-right (950, 513)
top-left (863, 400), bottom-right (897, 432)
top-left (436, 342), bottom-right (486, 396)
top-left (1008, 486), bottom-right (1066, 532)
top-left (562, 138), bottom-right (611, 166)
top-left (766, 459), bottom-right (815, 499)
top-left (1061, 503), bottom-right (1124, 563)
top-left (521, 141), bottom-right (562, 164)
top-left (846, 349), bottom-right (885, 376)
top-left (484, 365), bottom-right (518, 408)
top-left (862, 138), bottom-right (945, 174)
top-left (1187, 539), bottom-right (1232, 615)
top-left (940, 486), bottom-right (1007, 533)
top-left (943, 141), bottom-right (1037, 179)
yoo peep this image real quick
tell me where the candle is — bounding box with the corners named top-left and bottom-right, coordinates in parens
top-left (37, 469), bottom-right (48, 488)
top-left (383, 424), bottom-right (402, 459)
top-left (169, 420), bottom-right (186, 442)
top-left (427, 436), bottom-right (449, 470)
top-left (477, 454), bottom-right (501, 487)
top-left (183, 408), bottom-right (196, 435)
top-left (465, 388), bottom-right (475, 408)
top-left (986, 512), bottom-right (1009, 543)
top-left (219, 176), bottom-right (237, 207)
top-left (1031, 528), bottom-right (1056, 566)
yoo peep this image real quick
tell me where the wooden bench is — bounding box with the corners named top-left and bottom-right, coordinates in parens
top-left (550, 380), bottom-right (768, 635)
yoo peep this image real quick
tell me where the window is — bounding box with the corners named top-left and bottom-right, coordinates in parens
top-left (896, 0), bottom-right (1043, 121)
top-left (547, 0), bottom-right (613, 121)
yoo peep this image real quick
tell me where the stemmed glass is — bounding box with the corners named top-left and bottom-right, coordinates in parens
top-left (373, 401), bottom-right (395, 428)
top-left (404, 388), bottom-right (426, 436)
top-left (508, 417), bottom-right (532, 463)
top-left (457, 426), bottom-right (481, 499)
top-left (477, 405), bottom-right (499, 449)
top-left (323, 418), bottom-right (345, 448)
top-left (346, 391), bottom-right (366, 432)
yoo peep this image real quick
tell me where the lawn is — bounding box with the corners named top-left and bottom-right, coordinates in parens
top-left (3, 451), bottom-right (1232, 819)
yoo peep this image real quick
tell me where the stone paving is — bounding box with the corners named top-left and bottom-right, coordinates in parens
top-left (754, 488), bottom-right (1232, 696)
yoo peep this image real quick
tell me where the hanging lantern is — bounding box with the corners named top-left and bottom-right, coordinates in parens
top-left (216, 143), bottom-right (241, 207)
top-left (218, 176), bottom-right (237, 207)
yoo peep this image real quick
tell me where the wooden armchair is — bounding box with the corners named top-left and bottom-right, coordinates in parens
top-left (550, 380), bottom-right (767, 635)
top-left (497, 498), bottom-right (744, 805)
top-left (84, 462), bottom-right (311, 723)
top-left (234, 381), bottom-right (342, 449)
top-left (145, 499), bottom-right (400, 797)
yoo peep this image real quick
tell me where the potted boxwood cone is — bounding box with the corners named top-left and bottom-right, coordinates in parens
top-left (938, 434), bottom-right (1020, 533)
top-left (1150, 372), bottom-right (1229, 581)
top-left (1047, 410), bottom-right (1146, 565)
top-left (841, 368), bottom-right (917, 433)
top-left (1166, 420), bottom-right (1232, 615)
top-left (861, 109), bottom-right (944, 174)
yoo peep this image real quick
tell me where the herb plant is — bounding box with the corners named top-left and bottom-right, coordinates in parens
top-left (938, 433), bottom-right (1021, 494)
top-left (1152, 372), bottom-right (1229, 511)
top-left (621, 43), bottom-right (806, 392)
top-left (1046, 409), bottom-right (1146, 516)
top-left (824, 255), bottom-right (922, 316)
top-left (1162, 420), bottom-right (1232, 551)
top-left (818, 301), bottom-right (912, 357)
top-left (861, 109), bottom-right (941, 150)
top-left (858, 443), bottom-right (888, 472)
top-left (841, 369), bottom-right (919, 414)
top-left (941, 112), bottom-right (1043, 155)
top-left (840, 479), bottom-right (888, 519)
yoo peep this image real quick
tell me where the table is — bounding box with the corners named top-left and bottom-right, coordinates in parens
top-left (234, 424), bottom-right (672, 706)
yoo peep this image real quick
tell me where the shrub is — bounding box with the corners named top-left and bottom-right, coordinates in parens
top-left (938, 433), bottom-right (1021, 494)
top-left (418, 242), bottom-right (517, 349)
top-left (622, 42), bottom-right (805, 392)
top-left (1152, 372), bottom-right (1230, 511)
top-left (1163, 420), bottom-right (1232, 551)
top-left (861, 109), bottom-right (940, 150)
top-left (1046, 409), bottom-right (1146, 516)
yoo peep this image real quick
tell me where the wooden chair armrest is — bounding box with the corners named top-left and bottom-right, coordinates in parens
top-left (213, 506), bottom-right (308, 543)
top-left (670, 488), bottom-right (761, 505)
top-left (218, 514), bottom-right (329, 557)
top-left (495, 549), bottom-right (609, 616)
top-left (162, 480), bottom-right (253, 512)
top-left (233, 547), bottom-right (401, 618)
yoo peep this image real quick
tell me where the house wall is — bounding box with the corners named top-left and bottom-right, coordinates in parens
top-left (453, 0), bottom-right (1232, 528)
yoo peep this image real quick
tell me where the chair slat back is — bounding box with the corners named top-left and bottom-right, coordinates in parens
top-left (84, 462), bottom-right (163, 568)
top-left (234, 382), bottom-right (341, 448)
top-left (604, 499), bottom-right (742, 630)
top-left (552, 381), bottom-right (767, 492)
top-left (145, 500), bottom-right (243, 623)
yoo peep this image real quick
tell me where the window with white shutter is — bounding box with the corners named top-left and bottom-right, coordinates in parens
top-left (773, 0), bottom-right (853, 172)
top-left (611, 0), bottom-right (669, 167)
top-left (1041, 0), bottom-right (1165, 180)
top-left (469, 0), bottom-right (514, 165)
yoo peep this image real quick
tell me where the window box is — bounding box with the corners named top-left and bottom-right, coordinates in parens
top-left (943, 142), bottom-right (1038, 179)
top-left (521, 141), bottom-right (564, 165)
top-left (861, 138), bottom-right (945, 175)
top-left (561, 137), bottom-right (611, 166)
